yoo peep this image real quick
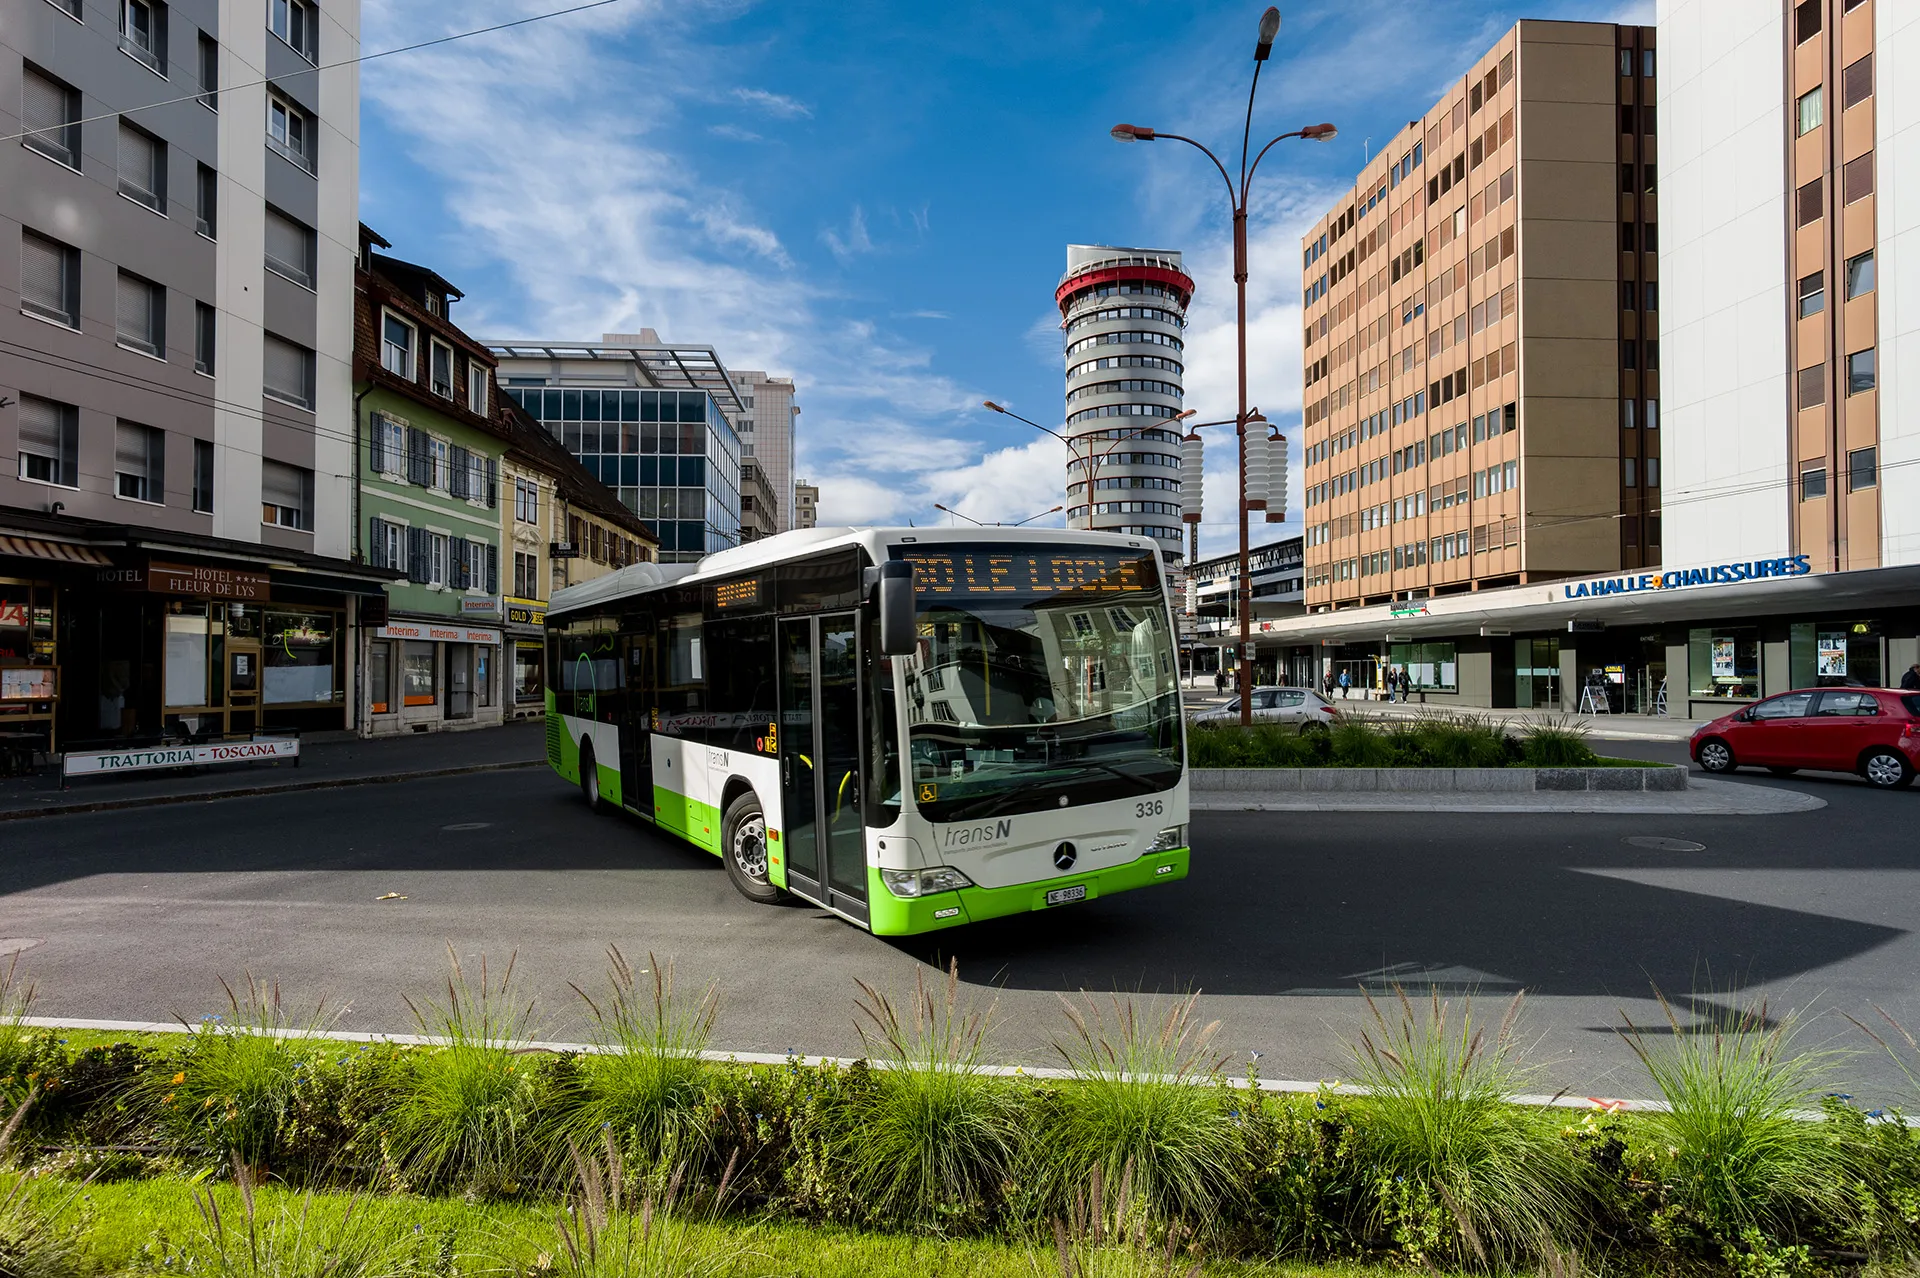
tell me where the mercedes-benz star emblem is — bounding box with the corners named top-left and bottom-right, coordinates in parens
top-left (1053, 842), bottom-right (1078, 871)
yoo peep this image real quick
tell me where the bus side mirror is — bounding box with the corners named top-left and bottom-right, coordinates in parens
top-left (878, 560), bottom-right (916, 656)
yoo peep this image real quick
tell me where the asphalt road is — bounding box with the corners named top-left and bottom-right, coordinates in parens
top-left (6, 746), bottom-right (1918, 1103)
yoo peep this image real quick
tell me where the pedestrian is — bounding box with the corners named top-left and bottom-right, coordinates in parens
top-left (1338, 669), bottom-right (1351, 699)
top-left (1398, 668), bottom-right (1412, 701)
top-left (1385, 666), bottom-right (1398, 703)
top-left (1902, 662), bottom-right (1920, 692)
top-left (1214, 668), bottom-right (1225, 695)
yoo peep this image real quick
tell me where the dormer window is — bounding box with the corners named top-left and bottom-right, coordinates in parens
top-left (381, 311), bottom-right (415, 379)
top-left (426, 294), bottom-right (443, 316)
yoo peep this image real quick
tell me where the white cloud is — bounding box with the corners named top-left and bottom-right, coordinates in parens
top-left (732, 87), bottom-right (812, 119)
top-left (820, 205), bottom-right (874, 262)
top-left (707, 123), bottom-right (763, 143)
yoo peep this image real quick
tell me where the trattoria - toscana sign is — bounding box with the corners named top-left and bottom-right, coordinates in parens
top-left (1561, 554), bottom-right (1813, 600)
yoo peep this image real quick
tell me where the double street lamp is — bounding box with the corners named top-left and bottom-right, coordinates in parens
top-left (1111, 4), bottom-right (1334, 725)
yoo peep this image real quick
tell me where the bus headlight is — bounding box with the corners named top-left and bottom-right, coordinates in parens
top-left (880, 866), bottom-right (976, 898)
top-left (1145, 824), bottom-right (1187, 853)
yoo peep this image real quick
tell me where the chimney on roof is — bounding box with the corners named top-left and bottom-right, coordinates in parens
top-left (602, 330), bottom-right (661, 345)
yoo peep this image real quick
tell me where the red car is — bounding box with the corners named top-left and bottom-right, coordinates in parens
top-left (1691, 687), bottom-right (1920, 789)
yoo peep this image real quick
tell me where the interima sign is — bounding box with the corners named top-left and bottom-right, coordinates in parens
top-left (62, 737), bottom-right (300, 779)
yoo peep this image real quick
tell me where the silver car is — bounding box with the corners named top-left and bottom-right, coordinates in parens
top-left (1192, 686), bottom-right (1340, 732)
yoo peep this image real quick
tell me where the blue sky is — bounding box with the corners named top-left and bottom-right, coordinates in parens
top-left (361, 0), bottom-right (1650, 557)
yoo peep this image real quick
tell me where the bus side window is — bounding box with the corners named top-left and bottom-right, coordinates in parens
top-left (658, 612), bottom-right (706, 734)
top-left (706, 617), bottom-right (775, 754)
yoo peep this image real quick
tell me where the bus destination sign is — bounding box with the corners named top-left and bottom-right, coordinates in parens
top-left (712, 576), bottom-right (764, 611)
top-left (900, 549), bottom-right (1155, 597)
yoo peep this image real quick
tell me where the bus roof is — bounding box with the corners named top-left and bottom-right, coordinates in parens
top-left (547, 525), bottom-right (1165, 619)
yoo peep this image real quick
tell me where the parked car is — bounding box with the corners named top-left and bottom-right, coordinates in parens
top-left (1192, 686), bottom-right (1340, 733)
top-left (1690, 687), bottom-right (1920, 789)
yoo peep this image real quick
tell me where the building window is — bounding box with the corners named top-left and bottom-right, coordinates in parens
top-left (468, 363), bottom-right (489, 416)
top-left (429, 438), bottom-right (450, 491)
top-left (1797, 363), bottom-right (1825, 408)
top-left (20, 231), bottom-right (79, 328)
top-left (198, 33), bottom-right (218, 109)
top-left (263, 333), bottom-right (315, 408)
top-left (1797, 272), bottom-right (1824, 318)
top-left (1645, 281), bottom-right (1658, 311)
top-left (515, 476), bottom-right (539, 524)
top-left (21, 65), bottom-right (81, 168)
top-left (371, 415), bottom-right (405, 477)
top-left (120, 0), bottom-right (167, 73)
top-left (116, 270), bottom-right (165, 357)
top-left (463, 540), bottom-right (490, 593)
top-left (1799, 465), bottom-right (1827, 501)
top-left (261, 459), bottom-right (313, 530)
top-left (195, 164), bottom-right (216, 237)
top-left (428, 533), bottom-right (449, 587)
top-left (1795, 0), bottom-right (1820, 43)
top-left (264, 206), bottom-right (315, 287)
top-left (1847, 446), bottom-right (1877, 492)
top-left (1796, 86), bottom-right (1823, 135)
top-left (1847, 347), bottom-right (1875, 394)
top-left (117, 120), bottom-right (166, 211)
top-left (381, 313), bottom-right (414, 378)
top-left (1646, 398), bottom-right (1658, 430)
top-left (1646, 457), bottom-right (1659, 487)
top-left (1797, 178), bottom-right (1822, 226)
top-left (268, 0), bottom-right (316, 60)
top-left (115, 421), bottom-right (164, 502)
top-left (1847, 250), bottom-right (1875, 298)
top-left (194, 301), bottom-right (214, 374)
top-left (1623, 457), bottom-right (1637, 487)
top-left (1844, 54), bottom-right (1873, 110)
top-left (1843, 152), bottom-right (1873, 204)
top-left (16, 394), bottom-right (78, 487)
top-left (192, 438), bottom-right (214, 512)
top-left (266, 91), bottom-right (312, 169)
top-left (1643, 49), bottom-right (1655, 77)
top-left (430, 341), bottom-right (454, 398)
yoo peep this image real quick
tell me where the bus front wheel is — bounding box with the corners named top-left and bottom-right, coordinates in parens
top-left (579, 739), bottom-right (606, 812)
top-left (723, 792), bottom-right (782, 904)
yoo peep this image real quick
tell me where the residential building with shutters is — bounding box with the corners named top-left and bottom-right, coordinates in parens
top-left (2, 0), bottom-right (392, 750)
top-left (793, 481), bottom-right (818, 530)
top-left (495, 396), bottom-right (657, 718)
top-left (353, 227), bottom-right (509, 735)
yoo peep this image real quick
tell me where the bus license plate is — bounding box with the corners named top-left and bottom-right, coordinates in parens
top-left (1045, 885), bottom-right (1087, 907)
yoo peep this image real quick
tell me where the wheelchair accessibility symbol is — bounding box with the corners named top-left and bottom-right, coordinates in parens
top-left (916, 782), bottom-right (939, 803)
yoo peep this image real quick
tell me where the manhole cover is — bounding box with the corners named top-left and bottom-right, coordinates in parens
top-left (1623, 836), bottom-right (1707, 852)
top-left (0, 938), bottom-right (45, 957)
top-left (441, 821), bottom-right (492, 832)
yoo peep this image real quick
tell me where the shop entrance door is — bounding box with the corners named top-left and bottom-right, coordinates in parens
top-left (445, 644), bottom-right (473, 720)
top-left (226, 641), bottom-right (261, 735)
top-left (1517, 638), bottom-right (1562, 708)
top-left (776, 614), bottom-right (868, 923)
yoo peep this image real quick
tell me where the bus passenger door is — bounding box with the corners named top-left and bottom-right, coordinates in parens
top-left (778, 614), bottom-right (868, 922)
top-left (621, 631), bottom-right (655, 811)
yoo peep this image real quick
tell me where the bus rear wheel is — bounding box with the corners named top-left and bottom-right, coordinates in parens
top-left (723, 792), bottom-right (782, 904)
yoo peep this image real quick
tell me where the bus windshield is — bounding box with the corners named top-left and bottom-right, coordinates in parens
top-left (895, 544), bottom-right (1182, 823)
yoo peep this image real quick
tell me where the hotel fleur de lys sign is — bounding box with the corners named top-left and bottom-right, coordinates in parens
top-left (96, 560), bottom-right (270, 600)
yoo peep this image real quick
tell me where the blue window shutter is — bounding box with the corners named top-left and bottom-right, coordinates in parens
top-left (407, 428), bottom-right (430, 487)
top-left (485, 457), bottom-right (498, 508)
top-left (368, 415), bottom-right (386, 474)
top-left (449, 445), bottom-right (469, 500)
top-left (408, 526), bottom-right (427, 583)
top-left (368, 517), bottom-right (387, 568)
top-left (486, 542), bottom-right (498, 594)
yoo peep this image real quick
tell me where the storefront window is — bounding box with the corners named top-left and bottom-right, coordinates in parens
top-left (262, 611), bottom-right (336, 704)
top-left (369, 641), bottom-right (393, 715)
top-left (515, 641), bottom-right (544, 703)
top-left (477, 647), bottom-right (493, 708)
top-left (1387, 641), bottom-right (1458, 691)
top-left (0, 580), bottom-right (58, 720)
top-left (403, 641), bottom-right (437, 707)
top-left (164, 611), bottom-right (210, 707)
top-left (1689, 626), bottom-right (1759, 700)
top-left (1790, 620), bottom-right (1883, 689)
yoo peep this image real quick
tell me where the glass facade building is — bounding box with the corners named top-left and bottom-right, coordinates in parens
top-left (505, 387), bottom-right (742, 562)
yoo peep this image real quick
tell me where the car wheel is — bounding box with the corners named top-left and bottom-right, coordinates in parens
top-left (1766, 767), bottom-right (1800, 777)
top-left (1696, 738), bottom-right (1737, 774)
top-left (722, 792), bottom-right (783, 903)
top-left (579, 739), bottom-right (606, 812)
top-left (1299, 720), bottom-right (1330, 736)
top-left (1860, 748), bottom-right (1915, 790)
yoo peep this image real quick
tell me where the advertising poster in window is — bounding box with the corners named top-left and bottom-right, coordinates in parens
top-left (1711, 638), bottom-right (1736, 679)
top-left (1, 667), bottom-right (55, 700)
top-left (404, 642), bottom-right (437, 706)
top-left (264, 612), bottom-right (336, 704)
top-left (1816, 632), bottom-right (1848, 679)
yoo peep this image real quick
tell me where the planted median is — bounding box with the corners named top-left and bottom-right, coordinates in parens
top-left (1188, 713), bottom-right (1606, 770)
top-left (3, 956), bottom-right (1917, 1276)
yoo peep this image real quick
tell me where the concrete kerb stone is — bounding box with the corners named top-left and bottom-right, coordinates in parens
top-left (1190, 765), bottom-right (1684, 793)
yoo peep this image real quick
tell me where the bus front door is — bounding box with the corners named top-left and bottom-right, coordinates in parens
top-left (778, 614), bottom-right (868, 923)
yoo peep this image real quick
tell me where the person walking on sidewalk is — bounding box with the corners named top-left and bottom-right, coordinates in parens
top-left (1338, 669), bottom-right (1351, 699)
top-left (1214, 669), bottom-right (1225, 695)
top-left (1902, 662), bottom-right (1920, 692)
top-left (1397, 668), bottom-right (1412, 702)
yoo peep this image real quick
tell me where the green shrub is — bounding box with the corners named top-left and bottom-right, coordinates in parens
top-left (0, 1099), bottom-right (92, 1278)
top-left (1328, 720), bottom-right (1398, 768)
top-left (841, 961), bottom-right (1018, 1232)
top-left (142, 1172), bottom-right (420, 1278)
top-left (1402, 714), bottom-right (1514, 769)
top-left (389, 950), bottom-right (545, 1197)
top-left (146, 975), bottom-right (333, 1182)
top-left (1621, 994), bottom-right (1858, 1250)
top-left (1038, 1163), bottom-right (1203, 1278)
top-left (0, 958), bottom-right (32, 1106)
top-left (1520, 718), bottom-right (1599, 768)
top-left (571, 948), bottom-right (717, 1176)
top-left (1347, 988), bottom-right (1588, 1269)
top-left (1187, 723), bottom-right (1324, 768)
top-left (1034, 994), bottom-right (1239, 1230)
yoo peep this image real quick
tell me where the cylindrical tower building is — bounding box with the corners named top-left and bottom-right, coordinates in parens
top-left (1058, 244), bottom-right (1194, 562)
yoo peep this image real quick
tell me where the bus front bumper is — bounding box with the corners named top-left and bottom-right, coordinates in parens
top-left (866, 848), bottom-right (1190, 937)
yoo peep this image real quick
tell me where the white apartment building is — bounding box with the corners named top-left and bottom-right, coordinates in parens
top-left (730, 368), bottom-right (798, 531)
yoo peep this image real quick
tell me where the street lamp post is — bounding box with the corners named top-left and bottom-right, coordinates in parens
top-left (982, 400), bottom-right (1196, 523)
top-left (1111, 5), bottom-right (1334, 725)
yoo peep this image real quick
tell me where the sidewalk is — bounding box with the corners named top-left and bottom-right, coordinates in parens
top-left (0, 720), bottom-right (547, 821)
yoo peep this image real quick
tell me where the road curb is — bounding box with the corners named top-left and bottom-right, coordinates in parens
top-left (1192, 776), bottom-right (1825, 815)
top-left (0, 759), bottom-right (544, 823)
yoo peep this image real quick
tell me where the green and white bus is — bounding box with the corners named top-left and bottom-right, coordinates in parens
top-left (543, 526), bottom-right (1190, 936)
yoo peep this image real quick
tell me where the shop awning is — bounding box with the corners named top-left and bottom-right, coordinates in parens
top-left (0, 535), bottom-right (112, 566)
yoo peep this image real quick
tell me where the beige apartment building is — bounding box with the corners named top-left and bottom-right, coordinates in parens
top-left (1298, 20), bottom-right (1660, 612)
top-left (794, 481), bottom-right (818, 529)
